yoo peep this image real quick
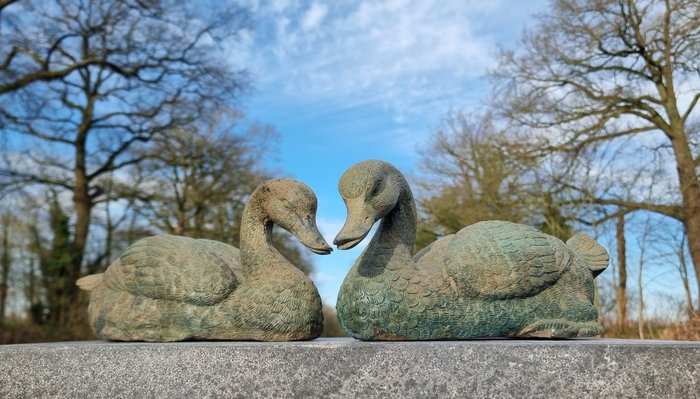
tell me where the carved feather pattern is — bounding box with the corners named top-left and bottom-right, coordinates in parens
top-left (566, 233), bottom-right (610, 273)
top-left (103, 235), bottom-right (239, 306)
top-left (234, 267), bottom-right (323, 340)
top-left (444, 221), bottom-right (570, 299)
top-left (336, 209), bottom-right (603, 340)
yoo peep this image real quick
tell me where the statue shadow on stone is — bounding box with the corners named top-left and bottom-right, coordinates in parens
top-left (333, 160), bottom-right (609, 340)
top-left (77, 179), bottom-right (331, 342)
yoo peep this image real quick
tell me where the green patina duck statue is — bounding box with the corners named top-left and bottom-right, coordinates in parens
top-left (334, 160), bottom-right (609, 340)
top-left (77, 179), bottom-right (331, 342)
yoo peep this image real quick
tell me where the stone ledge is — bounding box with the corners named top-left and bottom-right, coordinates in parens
top-left (1, 338), bottom-right (698, 398)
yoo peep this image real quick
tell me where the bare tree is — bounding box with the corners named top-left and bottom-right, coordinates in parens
top-left (0, 0), bottom-right (251, 325)
top-left (634, 214), bottom-right (657, 339)
top-left (415, 111), bottom-right (578, 250)
top-left (493, 0), bottom-right (700, 308)
top-left (658, 229), bottom-right (696, 318)
top-left (416, 112), bottom-right (535, 246)
top-left (0, 0), bottom-right (104, 95)
top-left (132, 113), bottom-right (272, 241)
top-left (675, 234), bottom-right (696, 318)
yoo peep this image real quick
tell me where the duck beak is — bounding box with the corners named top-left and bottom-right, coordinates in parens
top-left (333, 198), bottom-right (377, 250)
top-left (291, 214), bottom-right (333, 255)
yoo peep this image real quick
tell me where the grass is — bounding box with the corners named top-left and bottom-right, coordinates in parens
top-left (0, 318), bottom-right (95, 344)
top-left (600, 315), bottom-right (700, 340)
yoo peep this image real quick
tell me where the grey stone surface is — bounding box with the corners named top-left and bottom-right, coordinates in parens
top-left (1, 338), bottom-right (698, 398)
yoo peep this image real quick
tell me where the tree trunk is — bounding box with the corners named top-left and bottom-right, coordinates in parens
top-left (677, 235), bottom-right (696, 318)
top-left (615, 214), bottom-right (627, 330)
top-left (59, 116), bottom-right (93, 326)
top-left (26, 258), bottom-right (42, 324)
top-left (175, 197), bottom-right (187, 236)
top-left (661, 56), bottom-right (700, 313)
top-left (104, 197), bottom-right (113, 271)
top-left (682, 209), bottom-right (700, 314)
top-left (69, 141), bottom-right (92, 326)
top-left (669, 129), bottom-right (700, 313)
top-left (0, 219), bottom-right (10, 320)
top-left (638, 249), bottom-right (645, 339)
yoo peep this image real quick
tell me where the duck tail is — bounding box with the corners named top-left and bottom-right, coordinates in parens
top-left (566, 233), bottom-right (609, 278)
top-left (76, 273), bottom-right (103, 291)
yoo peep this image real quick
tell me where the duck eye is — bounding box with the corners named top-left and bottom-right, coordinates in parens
top-left (278, 197), bottom-right (293, 210)
top-left (370, 182), bottom-right (382, 196)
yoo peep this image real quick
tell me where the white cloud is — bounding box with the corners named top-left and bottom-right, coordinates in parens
top-left (233, 0), bottom-right (522, 122)
top-left (301, 3), bottom-right (328, 31)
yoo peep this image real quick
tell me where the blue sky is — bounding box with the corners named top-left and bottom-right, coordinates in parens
top-left (230, 0), bottom-right (548, 305)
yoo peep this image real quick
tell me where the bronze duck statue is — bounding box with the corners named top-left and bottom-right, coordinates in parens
top-left (333, 160), bottom-right (609, 340)
top-left (77, 179), bottom-right (331, 342)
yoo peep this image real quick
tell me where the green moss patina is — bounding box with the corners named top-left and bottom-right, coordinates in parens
top-left (334, 160), bottom-right (609, 340)
top-left (77, 179), bottom-right (331, 342)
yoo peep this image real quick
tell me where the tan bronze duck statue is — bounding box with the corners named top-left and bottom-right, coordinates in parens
top-left (77, 179), bottom-right (331, 341)
top-left (333, 160), bottom-right (609, 340)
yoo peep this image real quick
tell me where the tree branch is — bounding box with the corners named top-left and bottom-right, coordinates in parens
top-left (0, 57), bottom-right (100, 95)
top-left (683, 92), bottom-right (700, 122)
top-left (562, 182), bottom-right (683, 220)
top-left (575, 207), bottom-right (634, 226)
top-left (0, 170), bottom-right (74, 191)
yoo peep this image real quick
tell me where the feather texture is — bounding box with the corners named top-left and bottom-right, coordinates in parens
top-left (103, 235), bottom-right (239, 306)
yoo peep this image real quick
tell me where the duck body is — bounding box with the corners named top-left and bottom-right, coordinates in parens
top-left (335, 160), bottom-right (608, 340)
top-left (78, 179), bottom-right (331, 342)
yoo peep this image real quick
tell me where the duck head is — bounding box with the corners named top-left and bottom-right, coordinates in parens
top-left (259, 179), bottom-right (332, 255)
top-left (333, 160), bottom-right (402, 250)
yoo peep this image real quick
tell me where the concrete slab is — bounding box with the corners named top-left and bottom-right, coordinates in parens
top-left (1, 338), bottom-right (698, 398)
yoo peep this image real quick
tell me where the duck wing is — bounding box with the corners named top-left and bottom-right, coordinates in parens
top-left (103, 235), bottom-right (239, 306)
top-left (193, 238), bottom-right (243, 277)
top-left (444, 221), bottom-right (570, 299)
top-left (413, 234), bottom-right (454, 267)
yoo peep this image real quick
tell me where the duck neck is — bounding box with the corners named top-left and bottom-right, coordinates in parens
top-left (239, 200), bottom-right (281, 274)
top-left (365, 181), bottom-right (417, 263)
